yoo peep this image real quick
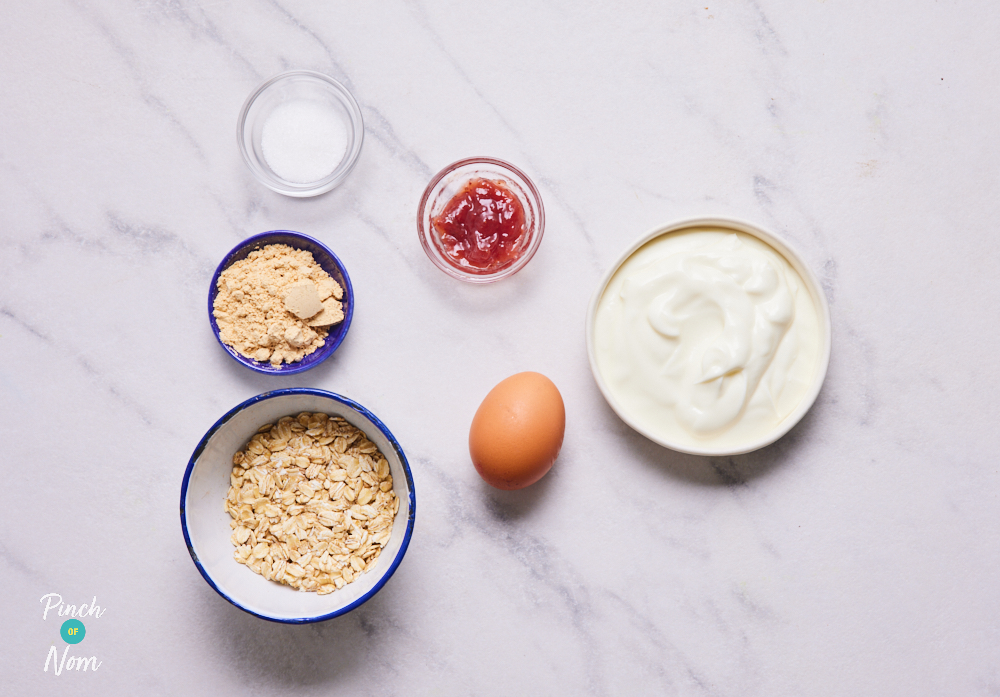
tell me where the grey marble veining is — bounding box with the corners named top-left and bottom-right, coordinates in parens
top-left (2, 1), bottom-right (999, 695)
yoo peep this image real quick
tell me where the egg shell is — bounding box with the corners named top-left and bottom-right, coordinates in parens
top-left (469, 372), bottom-right (566, 490)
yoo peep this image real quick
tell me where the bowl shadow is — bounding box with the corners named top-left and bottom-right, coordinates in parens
top-left (606, 389), bottom-right (826, 487)
top-left (198, 568), bottom-right (408, 688)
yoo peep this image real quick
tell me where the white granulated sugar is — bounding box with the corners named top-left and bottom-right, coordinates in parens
top-left (261, 100), bottom-right (348, 184)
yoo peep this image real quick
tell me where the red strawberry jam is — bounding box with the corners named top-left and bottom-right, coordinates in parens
top-left (431, 177), bottom-right (526, 273)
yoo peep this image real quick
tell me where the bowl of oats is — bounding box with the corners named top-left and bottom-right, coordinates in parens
top-left (209, 230), bottom-right (354, 374)
top-left (180, 388), bottom-right (415, 623)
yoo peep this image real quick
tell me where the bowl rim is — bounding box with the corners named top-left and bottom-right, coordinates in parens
top-left (585, 216), bottom-right (832, 457)
top-left (180, 387), bottom-right (416, 623)
top-left (417, 156), bottom-right (546, 284)
top-left (237, 69), bottom-right (365, 198)
top-left (208, 230), bottom-right (354, 375)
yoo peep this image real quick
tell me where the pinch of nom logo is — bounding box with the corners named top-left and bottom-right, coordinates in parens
top-left (40, 593), bottom-right (105, 676)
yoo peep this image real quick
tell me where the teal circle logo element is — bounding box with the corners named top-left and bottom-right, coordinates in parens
top-left (60, 619), bottom-right (86, 644)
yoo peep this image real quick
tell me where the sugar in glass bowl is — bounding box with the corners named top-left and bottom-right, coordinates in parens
top-left (417, 157), bottom-right (545, 284)
top-left (181, 388), bottom-right (415, 623)
top-left (208, 230), bottom-right (353, 375)
top-left (238, 71), bottom-right (364, 197)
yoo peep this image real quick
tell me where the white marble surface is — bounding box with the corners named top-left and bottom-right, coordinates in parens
top-left (3, 1), bottom-right (999, 694)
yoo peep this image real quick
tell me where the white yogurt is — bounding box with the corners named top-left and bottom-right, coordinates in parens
top-left (260, 99), bottom-right (348, 184)
top-left (592, 227), bottom-right (823, 453)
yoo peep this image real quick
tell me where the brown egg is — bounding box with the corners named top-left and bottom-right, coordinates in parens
top-left (469, 372), bottom-right (566, 490)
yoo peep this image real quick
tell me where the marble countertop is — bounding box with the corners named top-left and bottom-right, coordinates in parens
top-left (3, 2), bottom-right (998, 694)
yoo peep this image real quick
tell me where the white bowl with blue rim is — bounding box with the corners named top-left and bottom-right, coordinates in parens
top-left (181, 388), bottom-right (415, 623)
top-left (208, 230), bottom-right (354, 375)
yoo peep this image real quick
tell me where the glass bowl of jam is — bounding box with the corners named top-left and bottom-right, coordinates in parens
top-left (418, 157), bottom-right (545, 283)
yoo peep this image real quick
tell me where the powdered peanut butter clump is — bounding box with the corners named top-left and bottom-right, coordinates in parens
top-left (213, 243), bottom-right (345, 365)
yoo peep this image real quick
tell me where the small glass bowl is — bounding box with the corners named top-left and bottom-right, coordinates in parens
top-left (238, 71), bottom-right (364, 197)
top-left (417, 157), bottom-right (545, 284)
top-left (208, 230), bottom-right (354, 375)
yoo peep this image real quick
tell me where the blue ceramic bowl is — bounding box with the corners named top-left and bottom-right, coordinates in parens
top-left (181, 388), bottom-right (416, 623)
top-left (209, 230), bottom-right (353, 374)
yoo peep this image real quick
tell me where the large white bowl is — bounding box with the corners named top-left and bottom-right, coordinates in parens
top-left (181, 389), bottom-right (415, 622)
top-left (586, 217), bottom-right (832, 456)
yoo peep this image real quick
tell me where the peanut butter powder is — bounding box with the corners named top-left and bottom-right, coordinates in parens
top-left (213, 243), bottom-right (344, 366)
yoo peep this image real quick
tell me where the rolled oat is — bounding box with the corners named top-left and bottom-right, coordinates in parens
top-left (225, 412), bottom-right (398, 594)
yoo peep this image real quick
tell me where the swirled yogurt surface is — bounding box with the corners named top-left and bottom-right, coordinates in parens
top-left (593, 228), bottom-right (822, 452)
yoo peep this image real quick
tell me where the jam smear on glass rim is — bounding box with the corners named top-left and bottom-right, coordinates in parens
top-left (431, 177), bottom-right (527, 273)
